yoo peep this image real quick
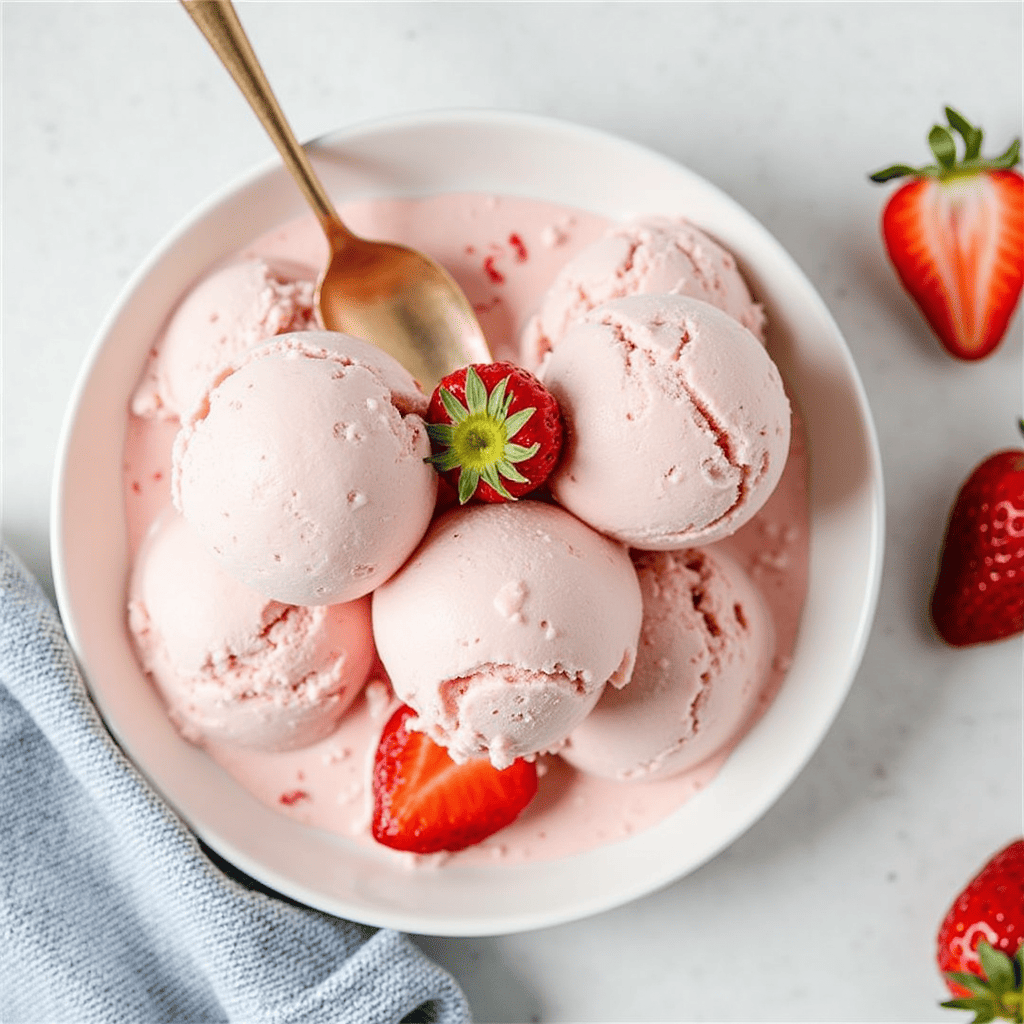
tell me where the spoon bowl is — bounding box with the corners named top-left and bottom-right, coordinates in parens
top-left (181, 0), bottom-right (488, 389)
top-left (317, 222), bottom-right (489, 390)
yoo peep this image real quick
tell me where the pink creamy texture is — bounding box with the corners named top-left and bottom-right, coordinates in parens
top-left (520, 215), bottom-right (767, 370)
top-left (561, 545), bottom-right (775, 781)
top-left (371, 501), bottom-right (644, 769)
top-left (131, 257), bottom-right (317, 420)
top-left (128, 509), bottom-right (375, 753)
top-left (123, 193), bottom-right (810, 866)
top-left (543, 294), bottom-right (791, 549)
top-left (171, 332), bottom-right (436, 606)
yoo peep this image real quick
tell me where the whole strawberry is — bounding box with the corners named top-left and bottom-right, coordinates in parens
top-left (869, 106), bottom-right (1023, 361)
top-left (371, 704), bottom-right (538, 854)
top-left (425, 361), bottom-right (563, 504)
top-left (937, 839), bottom-right (1024, 1021)
top-left (930, 447), bottom-right (1024, 647)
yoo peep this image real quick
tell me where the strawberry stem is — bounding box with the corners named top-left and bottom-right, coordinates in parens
top-left (869, 106), bottom-right (1021, 183)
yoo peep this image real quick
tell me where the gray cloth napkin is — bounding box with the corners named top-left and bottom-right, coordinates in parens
top-left (0, 546), bottom-right (472, 1024)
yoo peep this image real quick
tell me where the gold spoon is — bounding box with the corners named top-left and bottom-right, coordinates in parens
top-left (180, 0), bottom-right (489, 390)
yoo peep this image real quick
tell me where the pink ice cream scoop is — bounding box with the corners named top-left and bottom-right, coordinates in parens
top-left (131, 257), bottom-right (316, 420)
top-left (127, 509), bottom-right (375, 752)
top-left (371, 501), bottom-right (643, 770)
top-left (520, 216), bottom-right (766, 369)
top-left (172, 330), bottom-right (437, 606)
top-left (561, 546), bottom-right (774, 781)
top-left (543, 294), bottom-right (791, 549)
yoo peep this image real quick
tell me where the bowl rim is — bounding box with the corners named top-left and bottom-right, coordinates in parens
top-left (51, 107), bottom-right (885, 936)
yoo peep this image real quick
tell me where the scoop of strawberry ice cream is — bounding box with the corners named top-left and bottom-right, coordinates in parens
top-left (561, 546), bottom-right (774, 781)
top-left (128, 509), bottom-right (375, 752)
top-left (131, 257), bottom-right (316, 420)
top-left (520, 216), bottom-right (766, 369)
top-left (543, 294), bottom-right (791, 549)
top-left (172, 330), bottom-right (436, 606)
top-left (371, 501), bottom-right (643, 769)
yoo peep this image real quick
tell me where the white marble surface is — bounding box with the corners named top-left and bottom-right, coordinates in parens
top-left (3, 2), bottom-right (1022, 1021)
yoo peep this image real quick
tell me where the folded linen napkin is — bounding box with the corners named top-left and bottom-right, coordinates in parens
top-left (0, 546), bottom-right (472, 1024)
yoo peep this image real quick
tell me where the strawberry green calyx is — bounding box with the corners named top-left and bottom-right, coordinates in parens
top-left (869, 106), bottom-right (1021, 184)
top-left (425, 365), bottom-right (540, 504)
top-left (941, 941), bottom-right (1024, 1023)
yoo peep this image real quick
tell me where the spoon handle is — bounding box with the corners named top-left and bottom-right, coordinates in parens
top-left (180, 0), bottom-right (353, 244)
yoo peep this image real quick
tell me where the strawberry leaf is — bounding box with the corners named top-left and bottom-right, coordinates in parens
top-left (504, 441), bottom-right (541, 464)
top-left (939, 998), bottom-right (997, 1024)
top-left (480, 463), bottom-right (515, 500)
top-left (464, 365), bottom-right (487, 415)
top-left (496, 459), bottom-right (530, 484)
top-left (503, 406), bottom-right (535, 440)
top-left (978, 941), bottom-right (1017, 997)
top-left (425, 422), bottom-right (455, 445)
top-left (425, 448), bottom-right (463, 472)
top-left (869, 162), bottom-right (922, 183)
top-left (946, 972), bottom-right (996, 997)
top-left (486, 376), bottom-right (509, 419)
top-left (458, 467), bottom-right (480, 504)
top-left (946, 106), bottom-right (983, 160)
top-left (439, 386), bottom-right (469, 424)
top-left (993, 137), bottom-right (1022, 170)
top-left (930, 124), bottom-right (957, 169)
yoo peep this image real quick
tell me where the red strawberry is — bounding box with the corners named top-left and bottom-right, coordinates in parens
top-left (937, 839), bottom-right (1024, 1020)
top-left (371, 704), bottom-right (538, 854)
top-left (930, 446), bottom-right (1024, 647)
top-left (425, 361), bottom-right (563, 504)
top-left (869, 106), bottom-right (1023, 361)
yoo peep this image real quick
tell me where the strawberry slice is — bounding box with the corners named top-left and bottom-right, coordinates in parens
top-left (424, 361), bottom-right (563, 504)
top-left (870, 106), bottom-right (1023, 361)
top-left (930, 446), bottom-right (1024, 647)
top-left (371, 704), bottom-right (538, 854)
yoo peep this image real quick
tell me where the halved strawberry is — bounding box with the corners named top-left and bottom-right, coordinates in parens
top-left (930, 446), bottom-right (1024, 647)
top-left (424, 361), bottom-right (563, 504)
top-left (371, 704), bottom-right (538, 854)
top-left (870, 106), bottom-right (1023, 361)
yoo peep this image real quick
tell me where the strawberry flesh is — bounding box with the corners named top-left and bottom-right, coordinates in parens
top-left (931, 449), bottom-right (1024, 647)
top-left (372, 704), bottom-right (538, 854)
top-left (883, 171), bottom-right (1024, 360)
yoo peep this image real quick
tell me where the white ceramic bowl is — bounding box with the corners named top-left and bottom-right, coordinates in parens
top-left (52, 110), bottom-right (884, 936)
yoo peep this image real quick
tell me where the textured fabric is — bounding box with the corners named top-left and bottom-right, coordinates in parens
top-left (0, 546), bottom-right (472, 1024)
